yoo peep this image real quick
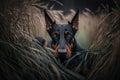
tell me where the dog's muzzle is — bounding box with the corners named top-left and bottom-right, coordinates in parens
top-left (53, 44), bottom-right (72, 61)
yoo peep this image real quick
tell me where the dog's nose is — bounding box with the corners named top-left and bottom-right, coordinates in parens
top-left (58, 49), bottom-right (67, 53)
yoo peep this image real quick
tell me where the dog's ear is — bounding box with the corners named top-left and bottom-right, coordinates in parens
top-left (44, 10), bottom-right (55, 31)
top-left (68, 10), bottom-right (79, 33)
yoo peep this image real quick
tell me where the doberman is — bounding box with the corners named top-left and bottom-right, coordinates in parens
top-left (36, 10), bottom-right (94, 75)
top-left (36, 10), bottom-right (84, 62)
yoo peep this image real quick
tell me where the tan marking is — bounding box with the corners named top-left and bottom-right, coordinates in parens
top-left (52, 44), bottom-right (59, 57)
top-left (64, 31), bottom-right (69, 35)
top-left (54, 45), bottom-right (59, 57)
top-left (44, 41), bottom-right (48, 47)
top-left (52, 44), bottom-right (57, 49)
top-left (66, 44), bottom-right (73, 58)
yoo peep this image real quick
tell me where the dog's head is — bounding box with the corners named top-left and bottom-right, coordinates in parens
top-left (44, 10), bottom-right (79, 60)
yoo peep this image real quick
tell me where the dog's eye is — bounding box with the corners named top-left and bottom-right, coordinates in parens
top-left (65, 31), bottom-right (71, 39)
top-left (53, 32), bottom-right (59, 38)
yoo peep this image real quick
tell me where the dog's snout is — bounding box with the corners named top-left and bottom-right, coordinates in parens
top-left (58, 40), bottom-right (67, 53)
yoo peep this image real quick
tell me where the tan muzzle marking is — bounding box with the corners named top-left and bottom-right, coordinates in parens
top-left (66, 44), bottom-right (73, 58)
top-left (52, 44), bottom-right (73, 58)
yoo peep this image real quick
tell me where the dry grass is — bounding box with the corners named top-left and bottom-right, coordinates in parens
top-left (87, 6), bottom-right (120, 80)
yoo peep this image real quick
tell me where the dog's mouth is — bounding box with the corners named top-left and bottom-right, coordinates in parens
top-left (52, 44), bottom-right (73, 59)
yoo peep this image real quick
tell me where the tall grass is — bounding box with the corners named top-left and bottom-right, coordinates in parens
top-left (87, 6), bottom-right (120, 80)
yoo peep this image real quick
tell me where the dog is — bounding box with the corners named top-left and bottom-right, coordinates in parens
top-left (36, 10), bottom-right (94, 76)
top-left (36, 10), bottom-right (85, 62)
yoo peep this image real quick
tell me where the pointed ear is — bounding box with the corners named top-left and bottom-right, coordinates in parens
top-left (69, 10), bottom-right (79, 30)
top-left (44, 10), bottom-right (55, 31)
